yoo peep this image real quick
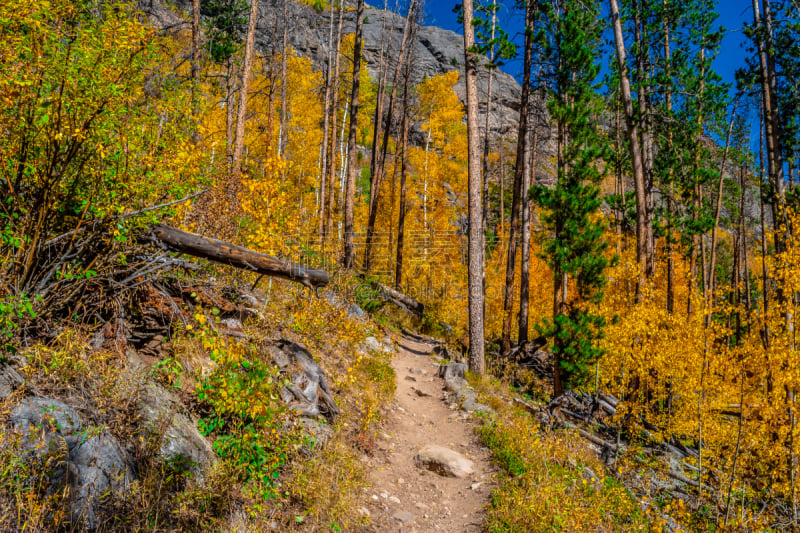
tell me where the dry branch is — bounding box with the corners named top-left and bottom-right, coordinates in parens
top-left (43, 190), bottom-right (208, 248)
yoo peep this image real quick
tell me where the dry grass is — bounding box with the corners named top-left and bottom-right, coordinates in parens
top-left (0, 267), bottom-right (404, 532)
top-left (468, 376), bottom-right (653, 533)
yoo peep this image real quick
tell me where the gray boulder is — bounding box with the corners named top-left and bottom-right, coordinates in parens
top-left (437, 363), bottom-right (467, 383)
top-left (8, 396), bottom-right (135, 529)
top-left (364, 336), bottom-right (390, 353)
top-left (414, 445), bottom-right (474, 478)
top-left (269, 340), bottom-right (340, 419)
top-left (299, 417), bottom-right (334, 450)
top-left (436, 365), bottom-right (493, 413)
top-left (347, 303), bottom-right (367, 319)
top-left (67, 430), bottom-right (134, 528)
top-left (10, 396), bottom-right (82, 436)
top-left (454, 386), bottom-right (493, 414)
top-left (139, 382), bottom-right (216, 472)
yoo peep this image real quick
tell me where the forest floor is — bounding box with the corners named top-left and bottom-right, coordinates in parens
top-left (359, 334), bottom-right (495, 532)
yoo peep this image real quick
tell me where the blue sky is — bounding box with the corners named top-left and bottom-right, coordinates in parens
top-left (422, 0), bottom-right (754, 93)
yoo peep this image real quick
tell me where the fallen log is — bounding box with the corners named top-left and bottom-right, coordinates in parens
top-left (598, 400), bottom-right (617, 416)
top-left (598, 393), bottom-right (620, 408)
top-left (667, 469), bottom-right (700, 488)
top-left (150, 224), bottom-right (329, 289)
top-left (373, 282), bottom-right (424, 315)
top-left (513, 397), bottom-right (540, 416)
top-left (563, 422), bottom-right (618, 452)
top-left (576, 428), bottom-right (619, 452)
top-left (562, 408), bottom-right (593, 424)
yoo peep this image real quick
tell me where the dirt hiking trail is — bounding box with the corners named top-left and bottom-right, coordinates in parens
top-left (361, 333), bottom-right (495, 532)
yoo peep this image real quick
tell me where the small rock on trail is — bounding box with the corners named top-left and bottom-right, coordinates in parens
top-left (414, 444), bottom-right (475, 478)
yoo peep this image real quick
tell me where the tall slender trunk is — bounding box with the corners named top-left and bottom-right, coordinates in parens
top-left (728, 163), bottom-right (742, 341)
top-left (688, 43), bottom-right (707, 315)
top-left (736, 162), bottom-right (747, 311)
top-left (742, 164), bottom-right (752, 313)
top-left (389, 135), bottom-right (402, 273)
top-left (519, 95), bottom-right (538, 342)
top-left (318, 0), bottom-right (336, 239)
top-left (663, 1), bottom-right (674, 313)
top-left (394, 71), bottom-right (412, 290)
top-left (752, 0), bottom-right (785, 252)
top-left (609, 0), bottom-right (648, 300)
top-left (326, 4), bottom-right (344, 238)
top-left (760, 0), bottom-right (785, 201)
top-left (279, 0), bottom-right (288, 161)
top-left (759, 109), bottom-right (771, 350)
top-left (343, 0), bottom-right (365, 268)
top-left (191, 0), bottom-right (201, 118)
top-left (365, 0), bottom-right (418, 270)
top-left (708, 97), bottom-right (740, 298)
top-left (226, 59), bottom-right (236, 169)
top-left (481, 3), bottom-right (498, 234)
top-left (632, 0), bottom-right (655, 276)
top-left (231, 0), bottom-right (260, 199)
top-left (278, 0), bottom-right (289, 183)
top-left (615, 97), bottom-right (624, 240)
top-left (267, 64), bottom-right (276, 156)
top-left (501, 0), bottom-right (534, 353)
top-left (480, 4), bottom-right (498, 312)
top-left (754, 0), bottom-right (789, 349)
top-left (463, 0), bottom-right (486, 375)
top-left (499, 143), bottom-right (505, 234)
top-left (368, 0), bottom-right (391, 201)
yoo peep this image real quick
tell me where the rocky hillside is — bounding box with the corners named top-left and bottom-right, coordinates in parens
top-left (145, 0), bottom-right (558, 184)
top-left (249, 0), bottom-right (524, 138)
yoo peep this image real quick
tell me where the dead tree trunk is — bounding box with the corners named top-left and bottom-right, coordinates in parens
top-left (519, 98), bottom-right (539, 343)
top-left (365, 0), bottom-right (418, 271)
top-left (279, 0), bottom-right (289, 166)
top-left (150, 224), bottom-right (329, 288)
top-left (609, 0), bottom-right (648, 300)
top-left (501, 0), bottom-right (534, 353)
top-left (231, 0), bottom-right (260, 182)
top-left (394, 78), bottom-right (412, 290)
top-left (343, 0), bottom-right (365, 268)
top-left (326, 4), bottom-right (344, 238)
top-left (318, 0), bottom-right (336, 239)
top-left (367, 1), bottom-right (391, 222)
top-left (225, 59), bottom-right (237, 169)
top-left (632, 0), bottom-right (655, 277)
top-left (191, 0), bottom-right (201, 118)
top-left (708, 97), bottom-right (740, 298)
top-left (374, 281), bottom-right (423, 315)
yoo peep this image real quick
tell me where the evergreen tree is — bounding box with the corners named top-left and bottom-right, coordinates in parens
top-left (201, 0), bottom-right (248, 64)
top-left (532, 0), bottom-right (611, 396)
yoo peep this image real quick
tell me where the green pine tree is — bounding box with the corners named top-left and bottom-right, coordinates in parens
top-left (532, 0), bottom-right (612, 397)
